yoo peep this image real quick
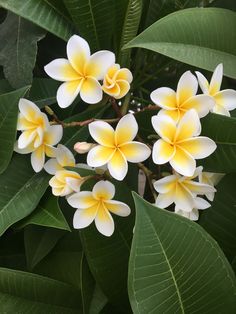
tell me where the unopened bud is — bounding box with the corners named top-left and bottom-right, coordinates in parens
top-left (74, 142), bottom-right (96, 154)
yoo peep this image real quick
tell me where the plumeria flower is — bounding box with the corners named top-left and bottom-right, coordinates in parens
top-left (87, 114), bottom-right (151, 180)
top-left (67, 180), bottom-right (131, 236)
top-left (196, 64), bottom-right (236, 116)
top-left (49, 170), bottom-right (84, 197)
top-left (150, 71), bottom-right (214, 122)
top-left (153, 167), bottom-right (215, 213)
top-left (175, 197), bottom-right (211, 221)
top-left (44, 35), bottom-right (115, 108)
top-left (151, 109), bottom-right (217, 176)
top-left (15, 125), bottom-right (63, 172)
top-left (44, 144), bottom-right (75, 175)
top-left (199, 170), bottom-right (224, 201)
top-left (102, 64), bottom-right (133, 99)
top-left (17, 98), bottom-right (50, 149)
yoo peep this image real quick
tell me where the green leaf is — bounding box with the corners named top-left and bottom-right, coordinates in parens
top-left (0, 12), bottom-right (45, 88)
top-left (124, 8), bottom-right (236, 79)
top-left (80, 180), bottom-right (134, 311)
top-left (66, 165), bottom-right (95, 177)
top-left (201, 113), bottom-right (236, 172)
top-left (119, 0), bottom-right (142, 66)
top-left (0, 267), bottom-right (81, 313)
top-left (0, 86), bottom-right (29, 174)
top-left (24, 225), bottom-right (65, 270)
top-left (129, 192), bottom-right (236, 313)
top-left (0, 154), bottom-right (49, 236)
top-left (199, 174), bottom-right (236, 261)
top-left (63, 0), bottom-right (115, 51)
top-left (17, 192), bottom-right (70, 231)
top-left (0, 0), bottom-right (74, 41)
top-left (89, 284), bottom-right (108, 314)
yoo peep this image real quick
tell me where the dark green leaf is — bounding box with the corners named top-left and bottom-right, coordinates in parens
top-left (89, 284), bottom-right (108, 314)
top-left (129, 192), bottom-right (236, 313)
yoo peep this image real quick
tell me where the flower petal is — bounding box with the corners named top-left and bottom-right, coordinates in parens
top-left (179, 137), bottom-right (216, 159)
top-left (194, 197), bottom-right (211, 210)
top-left (105, 200), bottom-right (131, 216)
top-left (214, 89), bottom-right (236, 111)
top-left (212, 104), bottom-right (230, 116)
top-left (182, 95), bottom-right (214, 118)
top-left (151, 87), bottom-right (177, 110)
top-left (157, 108), bottom-right (180, 123)
top-left (45, 145), bottom-right (57, 158)
top-left (19, 98), bottom-right (41, 120)
top-left (175, 109), bottom-right (201, 141)
top-left (175, 183), bottom-right (195, 212)
top-left (155, 191), bottom-right (175, 209)
top-left (56, 80), bottom-right (82, 108)
top-left (115, 80), bottom-right (130, 99)
top-left (170, 147), bottom-right (196, 177)
top-left (73, 205), bottom-right (98, 229)
top-left (175, 208), bottom-right (199, 221)
top-left (151, 114), bottom-right (176, 143)
top-left (44, 125), bottom-right (63, 146)
top-left (115, 113), bottom-right (138, 145)
top-left (66, 35), bottom-right (90, 74)
top-left (152, 139), bottom-right (175, 165)
top-left (195, 71), bottom-right (210, 94)
top-left (87, 145), bottom-right (114, 167)
top-left (120, 142), bottom-right (151, 162)
top-left (14, 141), bottom-right (35, 154)
top-left (116, 68), bottom-right (133, 83)
top-left (44, 158), bottom-right (63, 175)
top-left (44, 58), bottom-right (80, 81)
top-left (209, 63), bottom-right (223, 95)
top-left (184, 181), bottom-right (216, 195)
top-left (66, 176), bottom-right (82, 193)
top-left (80, 77), bottom-right (103, 104)
top-left (177, 71), bottom-right (198, 105)
top-left (18, 130), bottom-right (36, 149)
top-left (108, 150), bottom-right (128, 181)
top-left (67, 191), bottom-right (97, 209)
top-left (94, 203), bottom-right (114, 236)
top-left (31, 146), bottom-right (45, 172)
top-left (88, 121), bottom-right (115, 146)
top-left (56, 144), bottom-right (75, 167)
top-left (153, 175), bottom-right (177, 193)
top-left (86, 50), bottom-right (115, 80)
top-left (92, 180), bottom-right (115, 200)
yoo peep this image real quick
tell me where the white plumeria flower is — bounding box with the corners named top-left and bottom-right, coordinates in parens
top-left (17, 98), bottom-right (50, 149)
top-left (44, 144), bottom-right (75, 175)
top-left (87, 114), bottom-right (151, 181)
top-left (196, 64), bottom-right (236, 116)
top-left (151, 109), bottom-right (217, 176)
top-left (44, 35), bottom-right (115, 108)
top-left (150, 71), bottom-right (214, 122)
top-left (49, 170), bottom-right (84, 197)
top-left (175, 196), bottom-right (211, 221)
top-left (153, 167), bottom-right (215, 213)
top-left (199, 170), bottom-right (224, 201)
top-left (67, 180), bottom-right (131, 237)
top-left (102, 63), bottom-right (133, 99)
top-left (15, 125), bottom-right (63, 172)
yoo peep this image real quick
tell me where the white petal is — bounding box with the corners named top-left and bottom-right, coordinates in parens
top-left (194, 197), bottom-right (211, 210)
top-left (67, 191), bottom-right (96, 209)
top-left (87, 145), bottom-right (114, 168)
top-left (212, 104), bottom-right (230, 116)
top-left (44, 158), bottom-right (63, 175)
top-left (182, 95), bottom-right (214, 118)
top-left (14, 141), bottom-right (35, 154)
top-left (105, 200), bottom-right (131, 217)
top-left (177, 71), bottom-right (198, 105)
top-left (94, 204), bottom-right (115, 237)
top-left (209, 63), bottom-right (223, 95)
top-left (155, 191), bottom-right (174, 209)
top-left (184, 180), bottom-right (216, 195)
top-left (195, 71), bottom-right (210, 94)
top-left (120, 142), bottom-right (151, 162)
top-left (86, 50), bottom-right (115, 80)
top-left (108, 150), bottom-right (128, 181)
top-left (80, 77), bottom-right (103, 104)
top-left (151, 114), bottom-right (176, 142)
top-left (18, 130), bottom-right (36, 149)
top-left (88, 121), bottom-right (115, 146)
top-left (179, 137), bottom-right (217, 159)
top-left (175, 109), bottom-right (201, 141)
top-left (66, 177), bottom-right (82, 193)
top-left (56, 80), bottom-right (82, 108)
top-left (170, 147), bottom-right (196, 177)
top-left (31, 146), bottom-right (45, 172)
top-left (153, 175), bottom-right (177, 193)
top-left (214, 89), bottom-right (236, 111)
top-left (115, 113), bottom-right (138, 144)
top-left (152, 139), bottom-right (175, 164)
top-left (150, 87), bottom-right (177, 110)
top-left (92, 180), bottom-right (115, 200)
top-left (19, 98), bottom-right (41, 119)
top-left (73, 206), bottom-right (97, 229)
top-left (56, 144), bottom-right (75, 167)
top-left (45, 125), bottom-right (63, 146)
top-left (44, 58), bottom-right (80, 81)
top-left (175, 183), bottom-right (194, 212)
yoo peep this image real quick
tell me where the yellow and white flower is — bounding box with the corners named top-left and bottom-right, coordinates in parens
top-left (17, 98), bottom-right (50, 149)
top-left (44, 144), bottom-right (75, 174)
top-left (67, 180), bottom-right (131, 236)
top-left (175, 197), bottom-right (211, 221)
top-left (15, 125), bottom-right (63, 172)
top-left (49, 170), bottom-right (84, 197)
top-left (199, 170), bottom-right (224, 201)
top-left (102, 64), bottom-right (133, 99)
top-left (153, 167), bottom-right (215, 213)
top-left (196, 64), bottom-right (236, 116)
top-left (87, 114), bottom-right (151, 180)
top-left (44, 35), bottom-right (115, 108)
top-left (151, 109), bottom-right (217, 176)
top-left (151, 71), bottom-right (214, 122)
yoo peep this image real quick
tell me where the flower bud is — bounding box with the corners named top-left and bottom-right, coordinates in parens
top-left (74, 142), bottom-right (96, 154)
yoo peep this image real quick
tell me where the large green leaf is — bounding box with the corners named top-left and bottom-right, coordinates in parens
top-left (0, 154), bottom-right (49, 236)
top-left (0, 12), bottom-right (45, 88)
top-left (201, 113), bottom-right (236, 172)
top-left (0, 0), bottom-right (74, 41)
top-left (129, 192), bottom-right (236, 313)
top-left (0, 267), bottom-right (81, 313)
top-left (63, 0), bottom-right (115, 51)
top-left (0, 86), bottom-right (29, 174)
top-left (124, 8), bottom-right (236, 79)
top-left (199, 174), bottom-right (236, 261)
top-left (29, 78), bottom-right (59, 108)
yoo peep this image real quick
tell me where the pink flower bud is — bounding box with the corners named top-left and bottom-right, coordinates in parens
top-left (74, 142), bottom-right (96, 154)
